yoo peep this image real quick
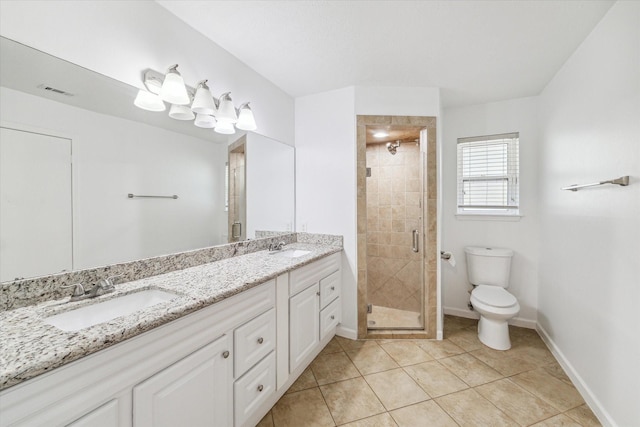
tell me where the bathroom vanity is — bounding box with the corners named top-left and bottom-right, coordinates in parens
top-left (0, 242), bottom-right (342, 427)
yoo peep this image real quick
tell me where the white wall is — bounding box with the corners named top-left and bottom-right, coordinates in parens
top-left (296, 86), bottom-right (440, 337)
top-left (442, 97), bottom-right (539, 327)
top-left (1, 87), bottom-right (227, 271)
top-left (537, 2), bottom-right (640, 426)
top-left (296, 87), bottom-right (357, 335)
top-left (0, 1), bottom-right (294, 146)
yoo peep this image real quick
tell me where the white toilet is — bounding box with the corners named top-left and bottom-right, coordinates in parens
top-left (465, 246), bottom-right (519, 350)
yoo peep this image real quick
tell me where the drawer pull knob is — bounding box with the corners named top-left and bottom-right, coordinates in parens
top-left (222, 350), bottom-right (230, 359)
top-left (257, 384), bottom-right (264, 392)
top-left (257, 337), bottom-right (264, 344)
top-left (331, 286), bottom-right (335, 291)
top-left (330, 315), bottom-right (335, 320)
top-left (316, 291), bottom-right (321, 296)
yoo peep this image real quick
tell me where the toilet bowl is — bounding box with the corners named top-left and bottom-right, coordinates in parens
top-left (465, 246), bottom-right (519, 350)
top-left (470, 285), bottom-right (520, 350)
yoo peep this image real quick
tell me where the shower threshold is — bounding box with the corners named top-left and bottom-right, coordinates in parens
top-left (367, 304), bottom-right (423, 330)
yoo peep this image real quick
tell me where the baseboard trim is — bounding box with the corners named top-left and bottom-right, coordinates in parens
top-left (536, 324), bottom-right (615, 427)
top-left (335, 325), bottom-right (357, 340)
top-left (443, 306), bottom-right (536, 329)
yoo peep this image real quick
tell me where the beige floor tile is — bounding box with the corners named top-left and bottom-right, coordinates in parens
top-left (415, 339), bottom-right (465, 359)
top-left (470, 347), bottom-right (540, 376)
top-left (542, 362), bottom-right (574, 386)
top-left (319, 338), bottom-right (344, 356)
top-left (256, 411), bottom-right (274, 427)
top-left (565, 404), bottom-right (602, 427)
top-left (403, 361), bottom-right (468, 398)
top-left (435, 388), bottom-right (519, 427)
top-left (530, 414), bottom-right (582, 426)
top-left (511, 368), bottom-right (585, 411)
top-left (336, 337), bottom-right (380, 351)
top-left (379, 341), bottom-right (434, 366)
top-left (475, 378), bottom-right (559, 425)
top-left (347, 346), bottom-right (400, 375)
top-left (438, 353), bottom-right (503, 387)
top-left (272, 387), bottom-right (335, 427)
top-left (445, 327), bottom-right (484, 351)
top-left (287, 367), bottom-right (318, 393)
top-left (390, 400), bottom-right (458, 427)
top-left (311, 352), bottom-right (361, 386)
top-left (339, 412), bottom-right (398, 427)
top-left (364, 368), bottom-right (429, 410)
top-left (320, 377), bottom-right (386, 425)
top-left (443, 315), bottom-right (478, 330)
top-left (510, 342), bottom-right (557, 366)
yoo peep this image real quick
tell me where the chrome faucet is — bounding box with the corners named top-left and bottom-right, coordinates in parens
top-left (268, 241), bottom-right (286, 252)
top-left (63, 275), bottom-right (122, 301)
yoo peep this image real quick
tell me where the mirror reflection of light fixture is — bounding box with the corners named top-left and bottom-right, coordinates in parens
top-left (168, 104), bottom-right (195, 120)
top-left (214, 120), bottom-right (235, 135)
top-left (236, 102), bottom-right (257, 131)
top-left (134, 66), bottom-right (256, 134)
top-left (133, 89), bottom-right (166, 112)
top-left (194, 113), bottom-right (216, 128)
top-left (159, 64), bottom-right (190, 105)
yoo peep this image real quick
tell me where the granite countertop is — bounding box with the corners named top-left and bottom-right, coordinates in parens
top-left (0, 243), bottom-right (341, 391)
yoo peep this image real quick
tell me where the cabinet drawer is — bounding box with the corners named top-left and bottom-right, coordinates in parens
top-left (234, 308), bottom-right (276, 378)
top-left (319, 270), bottom-right (340, 309)
top-left (234, 351), bottom-right (276, 427)
top-left (289, 252), bottom-right (340, 296)
top-left (320, 297), bottom-right (341, 341)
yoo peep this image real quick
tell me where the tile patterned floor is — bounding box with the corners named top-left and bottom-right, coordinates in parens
top-left (257, 316), bottom-right (601, 427)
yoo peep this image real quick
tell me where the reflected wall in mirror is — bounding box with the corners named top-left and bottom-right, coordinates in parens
top-left (0, 37), bottom-right (295, 282)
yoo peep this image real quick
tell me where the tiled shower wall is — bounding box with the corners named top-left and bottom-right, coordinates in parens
top-left (366, 141), bottom-right (422, 314)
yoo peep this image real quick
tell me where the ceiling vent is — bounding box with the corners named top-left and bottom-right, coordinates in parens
top-left (37, 84), bottom-right (74, 97)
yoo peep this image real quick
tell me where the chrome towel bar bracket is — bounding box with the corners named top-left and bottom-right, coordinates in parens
top-left (562, 175), bottom-right (629, 192)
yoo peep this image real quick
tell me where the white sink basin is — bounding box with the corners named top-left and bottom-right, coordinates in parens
top-left (273, 249), bottom-right (312, 258)
top-left (44, 289), bottom-right (179, 332)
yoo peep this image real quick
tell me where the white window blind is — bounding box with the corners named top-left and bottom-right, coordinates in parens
top-left (457, 132), bottom-right (519, 214)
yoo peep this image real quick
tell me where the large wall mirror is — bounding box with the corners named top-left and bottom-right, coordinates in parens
top-left (0, 37), bottom-right (295, 282)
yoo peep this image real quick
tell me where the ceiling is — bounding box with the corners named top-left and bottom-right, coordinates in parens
top-left (157, 0), bottom-right (614, 108)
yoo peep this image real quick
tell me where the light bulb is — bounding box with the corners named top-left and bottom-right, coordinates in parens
top-left (194, 113), bottom-right (216, 128)
top-left (236, 103), bottom-right (257, 131)
top-left (191, 80), bottom-right (216, 115)
top-left (134, 89), bottom-right (166, 112)
top-left (214, 120), bottom-right (236, 134)
top-left (168, 104), bottom-right (195, 120)
top-left (159, 65), bottom-right (190, 105)
top-left (216, 92), bottom-right (238, 123)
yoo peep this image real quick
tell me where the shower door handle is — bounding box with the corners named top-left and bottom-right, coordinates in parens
top-left (412, 230), bottom-right (419, 253)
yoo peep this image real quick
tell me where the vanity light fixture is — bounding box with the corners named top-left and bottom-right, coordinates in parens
top-left (134, 66), bottom-right (257, 135)
top-left (373, 131), bottom-right (389, 138)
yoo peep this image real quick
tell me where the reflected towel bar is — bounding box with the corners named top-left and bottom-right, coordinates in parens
top-left (128, 193), bottom-right (178, 199)
top-left (562, 176), bottom-right (629, 192)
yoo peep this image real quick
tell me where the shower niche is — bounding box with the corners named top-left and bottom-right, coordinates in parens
top-left (356, 116), bottom-right (438, 339)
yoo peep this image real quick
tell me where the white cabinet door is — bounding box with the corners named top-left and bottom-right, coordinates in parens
top-left (67, 399), bottom-right (122, 427)
top-left (133, 334), bottom-right (232, 427)
top-left (289, 283), bottom-right (320, 373)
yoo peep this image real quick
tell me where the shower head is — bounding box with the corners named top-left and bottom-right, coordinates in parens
top-left (386, 141), bottom-right (400, 155)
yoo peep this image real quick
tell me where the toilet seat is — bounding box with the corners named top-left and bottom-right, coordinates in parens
top-left (472, 285), bottom-right (517, 308)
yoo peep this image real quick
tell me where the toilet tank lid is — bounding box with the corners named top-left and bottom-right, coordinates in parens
top-left (465, 246), bottom-right (513, 257)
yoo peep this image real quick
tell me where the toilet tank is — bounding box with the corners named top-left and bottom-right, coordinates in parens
top-left (465, 246), bottom-right (513, 288)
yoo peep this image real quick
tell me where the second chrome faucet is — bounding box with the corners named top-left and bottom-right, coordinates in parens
top-left (63, 275), bottom-right (122, 302)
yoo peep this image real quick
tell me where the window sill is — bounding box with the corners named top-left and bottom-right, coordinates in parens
top-left (455, 214), bottom-right (522, 222)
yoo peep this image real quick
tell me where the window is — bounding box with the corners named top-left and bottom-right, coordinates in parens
top-left (457, 132), bottom-right (519, 215)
